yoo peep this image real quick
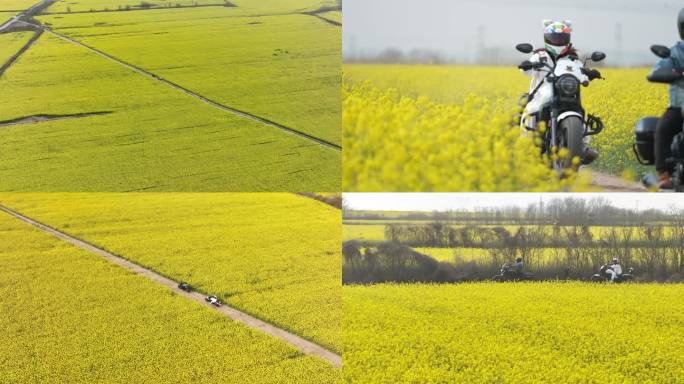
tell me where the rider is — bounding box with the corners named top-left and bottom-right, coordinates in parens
top-left (520, 20), bottom-right (599, 164)
top-left (653, 7), bottom-right (684, 190)
top-left (605, 258), bottom-right (622, 282)
top-left (512, 257), bottom-right (524, 275)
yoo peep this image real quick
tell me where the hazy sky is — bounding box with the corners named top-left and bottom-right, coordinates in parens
top-left (343, 0), bottom-right (682, 65)
top-left (344, 193), bottom-right (684, 212)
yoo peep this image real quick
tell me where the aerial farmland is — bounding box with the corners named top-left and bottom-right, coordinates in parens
top-left (0, 0), bottom-right (341, 191)
top-left (0, 192), bottom-right (342, 382)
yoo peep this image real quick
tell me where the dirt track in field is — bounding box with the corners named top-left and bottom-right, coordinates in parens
top-left (588, 170), bottom-right (646, 192)
top-left (0, 112), bottom-right (111, 127)
top-left (0, 204), bottom-right (342, 368)
top-left (0, 29), bottom-right (42, 77)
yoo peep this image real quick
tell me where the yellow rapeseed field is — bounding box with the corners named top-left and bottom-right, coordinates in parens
top-left (0, 213), bottom-right (340, 383)
top-left (343, 65), bottom-right (666, 191)
top-left (0, 193), bottom-right (342, 353)
top-left (344, 282), bottom-right (684, 383)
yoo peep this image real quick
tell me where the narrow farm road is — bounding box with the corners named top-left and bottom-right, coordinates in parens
top-left (588, 170), bottom-right (646, 192)
top-left (0, 0), bottom-right (54, 33)
top-left (33, 25), bottom-right (341, 151)
top-left (0, 204), bottom-right (342, 368)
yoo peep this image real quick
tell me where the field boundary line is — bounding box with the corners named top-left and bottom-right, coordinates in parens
top-left (296, 192), bottom-right (342, 209)
top-left (0, 204), bottom-right (342, 368)
top-left (0, 29), bottom-right (42, 78)
top-left (34, 26), bottom-right (341, 151)
top-left (301, 13), bottom-right (341, 27)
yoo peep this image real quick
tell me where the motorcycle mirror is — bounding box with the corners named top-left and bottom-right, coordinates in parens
top-left (651, 45), bottom-right (671, 59)
top-left (590, 51), bottom-right (606, 62)
top-left (516, 43), bottom-right (533, 54)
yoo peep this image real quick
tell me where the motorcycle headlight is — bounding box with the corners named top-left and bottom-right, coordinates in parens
top-left (557, 75), bottom-right (580, 97)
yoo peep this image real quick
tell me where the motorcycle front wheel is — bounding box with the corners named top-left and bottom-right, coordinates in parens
top-left (560, 116), bottom-right (584, 169)
top-left (590, 275), bottom-right (604, 283)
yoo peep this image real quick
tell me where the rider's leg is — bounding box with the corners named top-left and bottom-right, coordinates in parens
top-left (606, 269), bottom-right (616, 282)
top-left (582, 135), bottom-right (598, 165)
top-left (655, 108), bottom-right (683, 188)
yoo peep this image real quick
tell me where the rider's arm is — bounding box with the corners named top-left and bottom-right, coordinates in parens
top-left (658, 42), bottom-right (684, 108)
top-left (521, 52), bottom-right (544, 78)
top-left (651, 56), bottom-right (675, 74)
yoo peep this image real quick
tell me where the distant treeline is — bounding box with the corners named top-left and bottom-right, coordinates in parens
top-left (344, 197), bottom-right (681, 227)
top-left (343, 239), bottom-right (684, 284)
top-left (385, 223), bottom-right (684, 249)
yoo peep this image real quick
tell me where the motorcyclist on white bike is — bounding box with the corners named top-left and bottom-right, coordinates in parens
top-left (520, 20), bottom-right (599, 165)
top-left (605, 258), bottom-right (622, 282)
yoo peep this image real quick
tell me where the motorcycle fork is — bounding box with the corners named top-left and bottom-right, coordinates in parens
top-left (550, 108), bottom-right (561, 171)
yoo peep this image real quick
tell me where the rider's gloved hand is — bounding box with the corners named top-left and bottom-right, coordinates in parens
top-left (584, 68), bottom-right (602, 80)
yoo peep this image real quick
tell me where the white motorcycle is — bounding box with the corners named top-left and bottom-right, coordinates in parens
top-left (516, 43), bottom-right (606, 173)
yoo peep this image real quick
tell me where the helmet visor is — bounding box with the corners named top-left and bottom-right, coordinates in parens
top-left (545, 32), bottom-right (570, 47)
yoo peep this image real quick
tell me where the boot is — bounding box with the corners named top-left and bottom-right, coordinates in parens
top-left (581, 148), bottom-right (599, 165)
top-left (659, 171), bottom-right (673, 190)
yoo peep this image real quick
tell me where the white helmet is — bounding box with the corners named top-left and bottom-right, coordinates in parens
top-left (543, 20), bottom-right (572, 56)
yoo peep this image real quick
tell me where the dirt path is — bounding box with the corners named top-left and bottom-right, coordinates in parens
top-left (33, 25), bottom-right (341, 151)
top-left (0, 0), bottom-right (54, 33)
top-left (0, 112), bottom-right (111, 127)
top-left (0, 29), bottom-right (42, 77)
top-left (302, 13), bottom-right (341, 27)
top-left (0, 204), bottom-right (342, 368)
top-left (588, 170), bottom-right (646, 192)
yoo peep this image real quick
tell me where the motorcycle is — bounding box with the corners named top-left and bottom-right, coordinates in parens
top-left (205, 295), bottom-right (222, 307)
top-left (178, 282), bottom-right (193, 292)
top-left (516, 43), bottom-right (606, 174)
top-left (492, 263), bottom-right (536, 282)
top-left (590, 265), bottom-right (635, 283)
top-left (633, 45), bottom-right (684, 191)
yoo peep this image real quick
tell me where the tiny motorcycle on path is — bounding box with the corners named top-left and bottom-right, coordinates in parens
top-left (492, 263), bottom-right (536, 282)
top-left (590, 265), bottom-right (635, 283)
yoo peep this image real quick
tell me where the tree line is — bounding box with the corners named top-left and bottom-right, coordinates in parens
top-left (344, 197), bottom-right (680, 226)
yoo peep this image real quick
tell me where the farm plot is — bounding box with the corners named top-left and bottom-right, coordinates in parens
top-left (46, 0), bottom-right (335, 13)
top-left (342, 224), bottom-right (385, 241)
top-left (344, 282), bottom-right (684, 384)
top-left (0, 11), bottom-right (16, 25)
top-left (0, 213), bottom-right (340, 383)
top-left (229, 0), bottom-right (337, 14)
top-left (37, 6), bottom-right (341, 145)
top-left (0, 31), bottom-right (31, 63)
top-left (45, 0), bottom-right (220, 13)
top-left (0, 0), bottom-right (38, 11)
top-left (0, 193), bottom-right (342, 352)
top-left (0, 33), bottom-right (339, 191)
top-left (415, 246), bottom-right (684, 267)
top-left (343, 65), bottom-right (664, 190)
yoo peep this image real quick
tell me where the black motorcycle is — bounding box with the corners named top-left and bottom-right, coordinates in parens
top-left (634, 45), bottom-right (684, 191)
top-left (515, 43), bottom-right (605, 173)
top-left (178, 282), bottom-right (192, 292)
top-left (590, 265), bottom-right (635, 283)
top-left (492, 263), bottom-right (536, 282)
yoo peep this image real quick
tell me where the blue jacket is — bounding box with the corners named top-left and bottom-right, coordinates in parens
top-left (651, 41), bottom-right (684, 108)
